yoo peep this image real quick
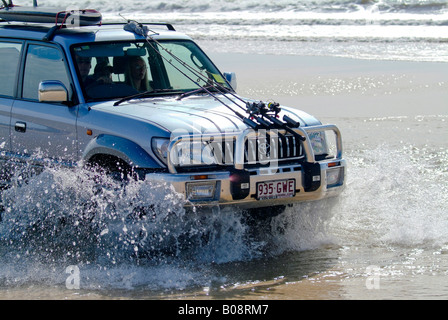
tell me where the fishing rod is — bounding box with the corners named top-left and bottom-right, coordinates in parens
top-left (123, 19), bottom-right (303, 138)
top-left (144, 34), bottom-right (304, 133)
top-left (123, 19), bottom-right (262, 129)
top-left (145, 31), bottom-right (305, 139)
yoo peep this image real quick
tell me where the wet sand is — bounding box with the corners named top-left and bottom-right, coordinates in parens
top-left (207, 51), bottom-right (448, 118)
top-left (189, 51), bottom-right (448, 300)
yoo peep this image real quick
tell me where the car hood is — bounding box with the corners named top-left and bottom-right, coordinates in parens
top-left (90, 95), bottom-right (321, 134)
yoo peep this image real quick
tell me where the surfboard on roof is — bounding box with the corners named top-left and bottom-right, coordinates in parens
top-left (0, 0), bottom-right (102, 26)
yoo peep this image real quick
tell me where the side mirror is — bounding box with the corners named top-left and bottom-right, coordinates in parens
top-left (223, 72), bottom-right (237, 91)
top-left (38, 80), bottom-right (68, 103)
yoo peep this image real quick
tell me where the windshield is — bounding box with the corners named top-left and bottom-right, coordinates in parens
top-left (72, 40), bottom-right (230, 101)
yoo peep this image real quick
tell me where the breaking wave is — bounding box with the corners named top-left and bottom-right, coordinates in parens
top-left (31, 0), bottom-right (448, 15)
top-left (10, 0), bottom-right (448, 61)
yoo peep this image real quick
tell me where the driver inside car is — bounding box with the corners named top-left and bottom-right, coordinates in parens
top-left (125, 56), bottom-right (151, 92)
top-left (75, 55), bottom-right (95, 87)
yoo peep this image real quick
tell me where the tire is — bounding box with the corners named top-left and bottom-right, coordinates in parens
top-left (87, 154), bottom-right (136, 182)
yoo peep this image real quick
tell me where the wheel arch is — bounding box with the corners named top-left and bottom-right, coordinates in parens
top-left (82, 134), bottom-right (161, 170)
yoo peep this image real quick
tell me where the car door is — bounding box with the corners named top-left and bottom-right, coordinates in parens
top-left (10, 42), bottom-right (78, 168)
top-left (0, 40), bottom-right (23, 183)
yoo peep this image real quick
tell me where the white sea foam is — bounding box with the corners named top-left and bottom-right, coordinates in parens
top-left (9, 0), bottom-right (448, 61)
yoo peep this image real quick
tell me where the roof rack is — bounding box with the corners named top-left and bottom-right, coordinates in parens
top-left (101, 22), bottom-right (176, 32)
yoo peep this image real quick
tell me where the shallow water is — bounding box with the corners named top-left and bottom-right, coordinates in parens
top-left (0, 111), bottom-right (447, 300)
top-left (1, 51), bottom-right (448, 299)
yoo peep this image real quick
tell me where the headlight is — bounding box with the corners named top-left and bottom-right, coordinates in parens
top-left (173, 140), bottom-right (218, 166)
top-left (152, 137), bottom-right (218, 167)
top-left (308, 131), bottom-right (329, 156)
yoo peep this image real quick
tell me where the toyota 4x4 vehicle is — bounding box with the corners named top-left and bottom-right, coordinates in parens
top-left (0, 4), bottom-right (346, 217)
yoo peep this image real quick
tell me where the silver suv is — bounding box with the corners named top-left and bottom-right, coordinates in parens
top-left (0, 6), bottom-right (346, 217)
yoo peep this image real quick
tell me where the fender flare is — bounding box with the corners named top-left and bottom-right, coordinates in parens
top-left (82, 134), bottom-right (160, 169)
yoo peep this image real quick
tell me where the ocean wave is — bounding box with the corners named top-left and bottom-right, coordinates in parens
top-left (170, 24), bottom-right (448, 43)
top-left (104, 10), bottom-right (448, 27)
top-left (14, 0), bottom-right (448, 15)
top-left (10, 0), bottom-right (448, 62)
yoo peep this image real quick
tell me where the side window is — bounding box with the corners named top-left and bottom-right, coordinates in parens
top-left (22, 44), bottom-right (71, 101)
top-left (0, 41), bottom-right (22, 97)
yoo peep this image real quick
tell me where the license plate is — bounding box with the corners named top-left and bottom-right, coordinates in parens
top-left (256, 179), bottom-right (296, 200)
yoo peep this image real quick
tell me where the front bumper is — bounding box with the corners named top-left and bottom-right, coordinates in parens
top-left (145, 160), bottom-right (345, 209)
top-left (145, 125), bottom-right (346, 209)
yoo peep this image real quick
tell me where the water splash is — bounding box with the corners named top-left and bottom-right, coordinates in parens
top-left (330, 143), bottom-right (448, 248)
top-left (1, 139), bottom-right (447, 292)
top-left (0, 162), bottom-right (341, 290)
top-left (0, 166), bottom-right (187, 263)
top-left (0, 165), bottom-right (263, 287)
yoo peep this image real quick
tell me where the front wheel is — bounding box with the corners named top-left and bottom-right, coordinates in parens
top-left (86, 155), bottom-right (138, 183)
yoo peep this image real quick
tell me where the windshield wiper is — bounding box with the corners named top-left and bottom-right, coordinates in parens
top-left (176, 86), bottom-right (220, 101)
top-left (114, 89), bottom-right (182, 106)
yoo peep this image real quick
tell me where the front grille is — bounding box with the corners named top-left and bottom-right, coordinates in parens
top-left (244, 133), bottom-right (304, 164)
top-left (171, 130), bottom-right (305, 173)
top-left (205, 132), bottom-right (304, 166)
top-left (168, 124), bottom-right (343, 175)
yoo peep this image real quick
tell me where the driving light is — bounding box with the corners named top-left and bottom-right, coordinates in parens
top-left (326, 167), bottom-right (343, 187)
top-left (186, 181), bottom-right (219, 201)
